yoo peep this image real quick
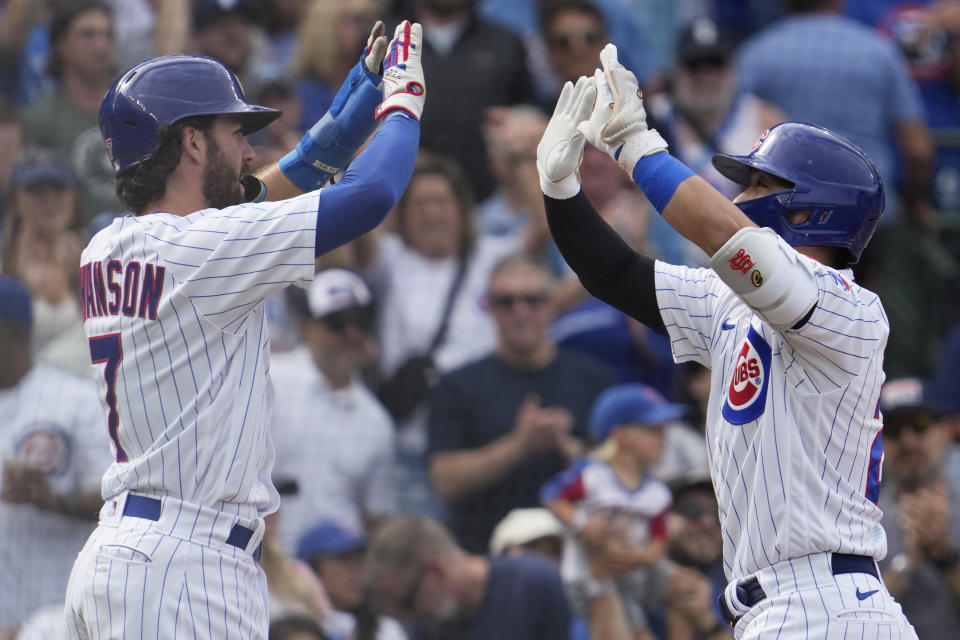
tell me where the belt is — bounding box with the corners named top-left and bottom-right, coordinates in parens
top-left (122, 494), bottom-right (262, 562)
top-left (718, 554), bottom-right (878, 627)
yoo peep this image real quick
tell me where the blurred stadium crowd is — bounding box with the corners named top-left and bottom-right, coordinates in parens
top-left (2, 0), bottom-right (960, 638)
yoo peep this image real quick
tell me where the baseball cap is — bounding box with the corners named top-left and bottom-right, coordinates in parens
top-left (307, 269), bottom-right (372, 319)
top-left (589, 383), bottom-right (686, 442)
top-left (933, 325), bottom-right (960, 416)
top-left (11, 147), bottom-right (76, 188)
top-left (879, 378), bottom-right (934, 414)
top-left (296, 521), bottom-right (366, 563)
top-left (489, 508), bottom-right (564, 556)
top-left (193, 0), bottom-right (256, 30)
top-left (0, 276), bottom-right (33, 328)
top-left (676, 17), bottom-right (734, 67)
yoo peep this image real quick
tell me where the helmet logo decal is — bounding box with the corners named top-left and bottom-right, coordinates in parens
top-left (728, 248), bottom-right (755, 274)
top-left (751, 129), bottom-right (770, 152)
top-left (750, 270), bottom-right (763, 287)
top-left (723, 326), bottom-right (772, 424)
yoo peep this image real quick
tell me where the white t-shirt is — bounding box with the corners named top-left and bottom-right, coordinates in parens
top-left (0, 365), bottom-right (110, 627)
top-left (271, 346), bottom-right (396, 551)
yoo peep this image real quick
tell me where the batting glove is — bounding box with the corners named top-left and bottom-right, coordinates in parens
top-left (363, 21), bottom-right (389, 79)
top-left (278, 21), bottom-right (388, 192)
top-left (536, 75), bottom-right (596, 199)
top-left (375, 21), bottom-right (426, 121)
top-left (592, 44), bottom-right (668, 174)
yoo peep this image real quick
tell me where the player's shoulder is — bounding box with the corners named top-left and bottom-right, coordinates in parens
top-left (655, 260), bottom-right (722, 290)
top-left (810, 262), bottom-right (885, 317)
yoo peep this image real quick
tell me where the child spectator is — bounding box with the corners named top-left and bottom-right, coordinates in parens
top-left (541, 382), bottom-right (680, 640)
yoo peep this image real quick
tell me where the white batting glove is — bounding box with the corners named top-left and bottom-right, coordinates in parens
top-left (593, 43), bottom-right (667, 173)
top-left (536, 75), bottom-right (596, 199)
top-left (576, 69), bottom-right (617, 157)
top-left (363, 21), bottom-right (389, 77)
top-left (374, 20), bottom-right (426, 121)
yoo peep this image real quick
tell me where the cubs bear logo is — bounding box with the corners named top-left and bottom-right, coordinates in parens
top-left (722, 326), bottom-right (772, 424)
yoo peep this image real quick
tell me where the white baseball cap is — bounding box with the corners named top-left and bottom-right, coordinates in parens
top-left (489, 508), bottom-right (564, 556)
top-left (306, 269), bottom-right (372, 319)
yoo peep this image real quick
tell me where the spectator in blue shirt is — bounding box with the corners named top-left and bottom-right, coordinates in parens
top-left (736, 0), bottom-right (935, 230)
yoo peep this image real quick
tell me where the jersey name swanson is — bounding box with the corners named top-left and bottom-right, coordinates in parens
top-left (78, 260), bottom-right (165, 321)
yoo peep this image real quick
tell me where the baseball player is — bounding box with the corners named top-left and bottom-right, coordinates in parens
top-left (535, 45), bottom-right (917, 638)
top-left (64, 20), bottom-right (427, 640)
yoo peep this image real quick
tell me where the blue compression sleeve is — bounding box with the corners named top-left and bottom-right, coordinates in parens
top-left (631, 151), bottom-right (696, 213)
top-left (313, 113), bottom-right (420, 257)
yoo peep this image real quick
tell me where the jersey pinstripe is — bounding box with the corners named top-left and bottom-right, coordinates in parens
top-left (654, 235), bottom-right (888, 582)
top-left (77, 193), bottom-right (319, 519)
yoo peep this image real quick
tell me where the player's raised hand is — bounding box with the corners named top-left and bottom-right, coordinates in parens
top-left (592, 43), bottom-right (668, 172)
top-left (375, 20), bottom-right (426, 121)
top-left (363, 21), bottom-right (388, 76)
top-left (576, 69), bottom-right (617, 157)
top-left (536, 74), bottom-right (596, 198)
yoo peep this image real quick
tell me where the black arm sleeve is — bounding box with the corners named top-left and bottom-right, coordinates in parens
top-left (545, 191), bottom-right (666, 333)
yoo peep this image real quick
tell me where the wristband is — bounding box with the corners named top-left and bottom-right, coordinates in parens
top-left (631, 151), bottom-right (696, 213)
top-left (279, 61), bottom-right (382, 192)
top-left (540, 172), bottom-right (581, 200)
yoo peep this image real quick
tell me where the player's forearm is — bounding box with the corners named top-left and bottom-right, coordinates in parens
top-left (429, 432), bottom-right (526, 501)
top-left (639, 158), bottom-right (756, 257)
top-left (312, 114), bottom-right (419, 257)
top-left (544, 191), bottom-right (664, 331)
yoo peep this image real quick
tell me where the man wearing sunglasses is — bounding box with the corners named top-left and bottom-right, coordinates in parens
top-left (428, 254), bottom-right (610, 554)
top-left (877, 378), bottom-right (960, 640)
top-left (271, 269), bottom-right (396, 553)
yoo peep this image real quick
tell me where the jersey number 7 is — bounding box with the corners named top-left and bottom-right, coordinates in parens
top-left (89, 333), bottom-right (128, 462)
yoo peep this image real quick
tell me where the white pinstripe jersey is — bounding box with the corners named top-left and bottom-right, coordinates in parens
top-left (77, 194), bottom-right (319, 519)
top-left (654, 237), bottom-right (888, 582)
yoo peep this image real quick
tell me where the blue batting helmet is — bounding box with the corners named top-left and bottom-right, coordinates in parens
top-left (712, 122), bottom-right (884, 265)
top-left (99, 55), bottom-right (281, 175)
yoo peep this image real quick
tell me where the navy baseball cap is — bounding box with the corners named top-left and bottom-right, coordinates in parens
top-left (933, 325), bottom-right (960, 416)
top-left (11, 147), bottom-right (75, 188)
top-left (0, 276), bottom-right (32, 328)
top-left (589, 383), bottom-right (686, 442)
top-left (296, 521), bottom-right (366, 563)
top-left (879, 378), bottom-right (936, 417)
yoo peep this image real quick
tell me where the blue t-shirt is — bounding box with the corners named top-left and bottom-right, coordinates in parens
top-left (428, 352), bottom-right (610, 553)
top-left (844, 0), bottom-right (960, 211)
top-left (413, 555), bottom-right (572, 640)
top-left (736, 14), bottom-right (924, 210)
top-left (551, 298), bottom-right (676, 398)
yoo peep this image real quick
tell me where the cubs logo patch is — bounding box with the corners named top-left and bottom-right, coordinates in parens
top-left (15, 424), bottom-right (72, 477)
top-left (722, 326), bottom-right (772, 424)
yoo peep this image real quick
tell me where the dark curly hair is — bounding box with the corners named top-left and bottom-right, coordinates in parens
top-left (114, 116), bottom-right (215, 214)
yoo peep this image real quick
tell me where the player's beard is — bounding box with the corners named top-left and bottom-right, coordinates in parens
top-left (202, 135), bottom-right (250, 209)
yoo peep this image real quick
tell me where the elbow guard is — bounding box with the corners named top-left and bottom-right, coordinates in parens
top-left (279, 61), bottom-right (383, 191)
top-left (710, 227), bottom-right (818, 329)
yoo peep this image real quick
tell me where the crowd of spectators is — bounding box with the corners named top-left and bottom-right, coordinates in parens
top-left (2, 0), bottom-right (960, 639)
